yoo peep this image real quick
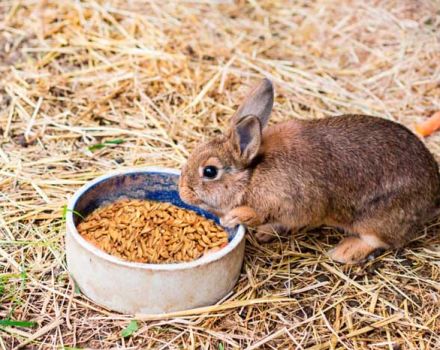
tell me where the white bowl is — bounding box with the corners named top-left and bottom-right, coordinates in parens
top-left (65, 167), bottom-right (245, 314)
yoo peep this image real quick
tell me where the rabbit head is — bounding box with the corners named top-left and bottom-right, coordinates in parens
top-left (179, 78), bottom-right (274, 215)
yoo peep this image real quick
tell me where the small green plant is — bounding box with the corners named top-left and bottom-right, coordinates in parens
top-left (218, 344), bottom-right (225, 350)
top-left (61, 205), bottom-right (85, 221)
top-left (121, 320), bottom-right (138, 338)
top-left (0, 319), bottom-right (37, 328)
top-left (0, 269), bottom-right (28, 315)
top-left (88, 138), bottom-right (125, 151)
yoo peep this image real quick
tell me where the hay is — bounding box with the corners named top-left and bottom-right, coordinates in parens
top-left (1, 0), bottom-right (439, 348)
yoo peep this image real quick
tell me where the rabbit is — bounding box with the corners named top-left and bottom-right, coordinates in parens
top-left (179, 78), bottom-right (440, 264)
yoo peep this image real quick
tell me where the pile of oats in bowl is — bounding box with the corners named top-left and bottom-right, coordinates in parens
top-left (77, 198), bottom-right (229, 263)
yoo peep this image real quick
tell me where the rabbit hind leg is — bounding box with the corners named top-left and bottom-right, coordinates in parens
top-left (328, 198), bottom-right (427, 264)
top-left (327, 233), bottom-right (389, 264)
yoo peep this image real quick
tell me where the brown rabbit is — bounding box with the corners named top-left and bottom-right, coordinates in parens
top-left (179, 78), bottom-right (440, 263)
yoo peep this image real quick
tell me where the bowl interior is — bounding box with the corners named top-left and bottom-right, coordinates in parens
top-left (71, 170), bottom-right (236, 241)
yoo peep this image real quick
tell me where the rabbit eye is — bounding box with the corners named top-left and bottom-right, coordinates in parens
top-left (202, 166), bottom-right (218, 179)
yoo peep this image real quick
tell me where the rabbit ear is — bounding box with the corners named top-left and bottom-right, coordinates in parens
top-left (232, 78), bottom-right (274, 128)
top-left (231, 115), bottom-right (262, 163)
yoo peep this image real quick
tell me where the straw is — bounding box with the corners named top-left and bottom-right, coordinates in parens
top-left (1, 0), bottom-right (439, 348)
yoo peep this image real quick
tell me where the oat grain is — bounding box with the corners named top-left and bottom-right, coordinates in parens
top-left (77, 199), bottom-right (228, 263)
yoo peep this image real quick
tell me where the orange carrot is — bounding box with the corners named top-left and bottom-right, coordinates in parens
top-left (415, 111), bottom-right (440, 137)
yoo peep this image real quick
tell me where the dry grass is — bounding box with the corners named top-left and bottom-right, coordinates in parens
top-left (1, 0), bottom-right (440, 349)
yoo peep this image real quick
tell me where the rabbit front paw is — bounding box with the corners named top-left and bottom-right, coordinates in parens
top-left (220, 206), bottom-right (260, 228)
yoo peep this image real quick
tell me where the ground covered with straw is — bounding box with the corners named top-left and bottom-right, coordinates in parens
top-left (1, 0), bottom-right (440, 349)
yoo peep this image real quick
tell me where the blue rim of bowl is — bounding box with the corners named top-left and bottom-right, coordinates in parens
top-left (66, 166), bottom-right (245, 271)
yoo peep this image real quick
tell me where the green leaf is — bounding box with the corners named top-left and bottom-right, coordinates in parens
top-left (88, 143), bottom-right (105, 151)
top-left (218, 343), bottom-right (224, 350)
top-left (62, 205), bottom-right (68, 220)
top-left (0, 319), bottom-right (37, 328)
top-left (104, 139), bottom-right (125, 145)
top-left (63, 347), bottom-right (83, 350)
top-left (88, 138), bottom-right (125, 151)
top-left (71, 209), bottom-right (84, 219)
top-left (121, 320), bottom-right (138, 338)
top-left (61, 205), bottom-right (85, 221)
top-left (20, 269), bottom-right (27, 281)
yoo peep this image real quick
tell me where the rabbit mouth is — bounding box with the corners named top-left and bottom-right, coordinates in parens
top-left (179, 185), bottom-right (203, 206)
top-left (179, 187), bottom-right (221, 214)
top-left (179, 184), bottom-right (225, 216)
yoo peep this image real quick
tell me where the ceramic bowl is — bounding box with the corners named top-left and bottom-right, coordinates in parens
top-left (65, 167), bottom-right (245, 314)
